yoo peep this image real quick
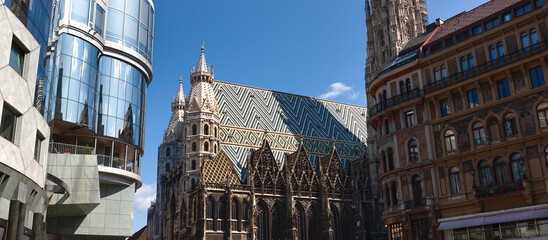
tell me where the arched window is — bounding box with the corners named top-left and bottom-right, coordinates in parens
top-left (497, 42), bottom-right (506, 60)
top-left (521, 32), bottom-right (531, 50)
top-left (381, 151), bottom-right (387, 173)
top-left (204, 141), bottom-right (209, 152)
top-left (166, 163), bottom-right (171, 172)
top-left (384, 184), bottom-right (391, 207)
top-left (382, 90), bottom-right (387, 105)
top-left (405, 78), bottom-right (412, 93)
top-left (192, 124), bottom-right (197, 135)
top-left (271, 203), bottom-right (283, 240)
top-left (537, 103), bottom-right (548, 128)
top-left (531, 28), bottom-right (539, 47)
top-left (488, 118), bottom-right (501, 141)
top-left (510, 153), bottom-right (525, 182)
top-left (214, 144), bottom-right (217, 153)
top-left (478, 160), bottom-right (493, 186)
top-left (204, 124), bottom-right (209, 135)
top-left (256, 202), bottom-right (267, 240)
top-left (241, 200), bottom-right (248, 221)
top-left (383, 119), bottom-right (389, 135)
top-left (215, 127), bottom-right (218, 137)
top-left (444, 130), bottom-right (457, 152)
top-left (218, 197), bottom-right (226, 232)
top-left (412, 175), bottom-right (422, 206)
top-left (494, 157), bottom-right (509, 184)
top-left (399, 81), bottom-right (405, 94)
top-left (192, 142), bottom-right (197, 151)
top-left (166, 147), bottom-right (171, 157)
top-left (434, 68), bottom-right (441, 82)
top-left (504, 113), bottom-right (518, 137)
top-left (295, 205), bottom-right (305, 240)
top-left (408, 139), bottom-right (419, 162)
top-left (388, 148), bottom-right (395, 170)
top-left (449, 167), bottom-right (462, 194)
top-left (231, 199), bottom-right (239, 231)
top-left (192, 160), bottom-right (196, 170)
top-left (308, 205), bottom-right (320, 240)
top-left (206, 197), bottom-right (214, 230)
top-left (390, 181), bottom-right (398, 206)
top-left (473, 122), bottom-right (486, 145)
top-left (191, 178), bottom-right (196, 189)
top-left (441, 65), bottom-right (448, 80)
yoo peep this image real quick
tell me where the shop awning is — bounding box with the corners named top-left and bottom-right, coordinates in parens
top-left (438, 207), bottom-right (548, 230)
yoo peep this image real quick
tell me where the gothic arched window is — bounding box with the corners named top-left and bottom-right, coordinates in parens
top-left (204, 124), bottom-right (209, 135)
top-left (444, 130), bottom-right (457, 153)
top-left (206, 197), bottom-right (214, 230)
top-left (387, 148), bottom-right (395, 170)
top-left (204, 141), bottom-right (209, 152)
top-left (192, 142), bottom-right (197, 152)
top-left (449, 167), bottom-right (461, 194)
top-left (412, 175), bottom-right (422, 206)
top-left (192, 160), bottom-right (196, 170)
top-left (192, 124), bottom-right (197, 135)
top-left (166, 163), bottom-right (170, 172)
top-left (166, 147), bottom-right (171, 157)
top-left (408, 139), bottom-right (418, 162)
top-left (390, 181), bottom-right (398, 206)
top-left (256, 201), bottom-right (267, 240)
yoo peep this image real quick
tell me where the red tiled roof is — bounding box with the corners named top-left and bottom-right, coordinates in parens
top-left (426, 0), bottom-right (524, 45)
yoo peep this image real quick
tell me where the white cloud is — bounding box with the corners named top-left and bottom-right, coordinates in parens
top-left (134, 183), bottom-right (156, 212)
top-left (319, 82), bottom-right (357, 100)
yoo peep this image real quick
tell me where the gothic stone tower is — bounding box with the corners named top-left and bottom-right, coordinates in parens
top-left (364, 0), bottom-right (428, 84)
top-left (183, 43), bottom-right (221, 192)
top-left (147, 76), bottom-right (186, 240)
top-left (363, 0), bottom-right (428, 239)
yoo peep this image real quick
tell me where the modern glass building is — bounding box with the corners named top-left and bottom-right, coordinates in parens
top-left (41, 0), bottom-right (154, 238)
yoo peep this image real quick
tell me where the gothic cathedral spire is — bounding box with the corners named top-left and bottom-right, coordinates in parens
top-left (183, 42), bottom-right (222, 191)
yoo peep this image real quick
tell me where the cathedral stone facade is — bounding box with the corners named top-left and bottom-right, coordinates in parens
top-left (148, 44), bottom-right (371, 240)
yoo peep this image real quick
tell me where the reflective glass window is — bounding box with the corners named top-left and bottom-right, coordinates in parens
top-left (94, 4), bottom-right (105, 35)
top-left (497, 42), bottom-right (505, 60)
top-left (126, 0), bottom-right (140, 17)
top-left (106, 8), bottom-right (124, 40)
top-left (485, 19), bottom-right (499, 30)
top-left (473, 26), bottom-right (482, 35)
top-left (468, 54), bottom-right (475, 71)
top-left (460, 57), bottom-right (467, 73)
top-left (9, 41), bottom-right (24, 75)
top-left (522, 32), bottom-right (531, 50)
top-left (124, 15), bottom-right (139, 47)
top-left (140, 0), bottom-right (149, 24)
top-left (467, 88), bottom-right (479, 109)
top-left (139, 23), bottom-right (147, 55)
top-left (531, 28), bottom-right (539, 47)
top-left (489, 45), bottom-right (497, 63)
top-left (71, 0), bottom-right (90, 23)
top-left (109, 0), bottom-right (125, 10)
top-left (0, 104), bottom-right (18, 143)
top-left (503, 13), bottom-right (512, 22)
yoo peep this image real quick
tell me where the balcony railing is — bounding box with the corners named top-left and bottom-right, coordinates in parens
top-left (369, 88), bottom-right (423, 117)
top-left (49, 142), bottom-right (95, 155)
top-left (97, 154), bottom-right (126, 170)
top-left (424, 40), bottom-right (548, 94)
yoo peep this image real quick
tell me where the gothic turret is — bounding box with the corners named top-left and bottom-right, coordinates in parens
top-left (164, 75), bottom-right (186, 142)
top-left (183, 42), bottom-right (222, 191)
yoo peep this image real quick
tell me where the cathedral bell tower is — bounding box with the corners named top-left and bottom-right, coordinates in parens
top-left (183, 42), bottom-right (221, 192)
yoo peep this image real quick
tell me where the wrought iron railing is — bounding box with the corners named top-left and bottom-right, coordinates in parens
top-left (424, 40), bottom-right (548, 94)
top-left (369, 88), bottom-right (423, 117)
top-left (49, 142), bottom-right (95, 155)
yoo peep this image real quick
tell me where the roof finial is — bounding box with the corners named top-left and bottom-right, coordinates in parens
top-left (195, 41), bottom-right (208, 73)
top-left (201, 40), bottom-right (205, 52)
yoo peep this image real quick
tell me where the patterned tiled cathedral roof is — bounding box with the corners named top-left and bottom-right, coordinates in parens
top-left (202, 150), bottom-right (242, 185)
top-left (212, 81), bottom-right (368, 180)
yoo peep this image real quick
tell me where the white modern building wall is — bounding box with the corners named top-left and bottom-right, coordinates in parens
top-left (0, 1), bottom-right (51, 239)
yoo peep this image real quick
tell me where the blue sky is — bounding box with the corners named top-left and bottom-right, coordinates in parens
top-left (131, 0), bottom-right (485, 232)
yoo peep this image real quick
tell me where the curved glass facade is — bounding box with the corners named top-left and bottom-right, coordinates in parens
top-left (105, 0), bottom-right (154, 63)
top-left (96, 56), bottom-right (145, 146)
top-left (45, 34), bottom-right (98, 127)
top-left (44, 34), bottom-right (146, 148)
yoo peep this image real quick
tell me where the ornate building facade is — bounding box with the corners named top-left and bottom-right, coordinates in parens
top-left (364, 1), bottom-right (429, 239)
top-left (366, 0), bottom-right (548, 239)
top-left (149, 44), bottom-right (371, 240)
